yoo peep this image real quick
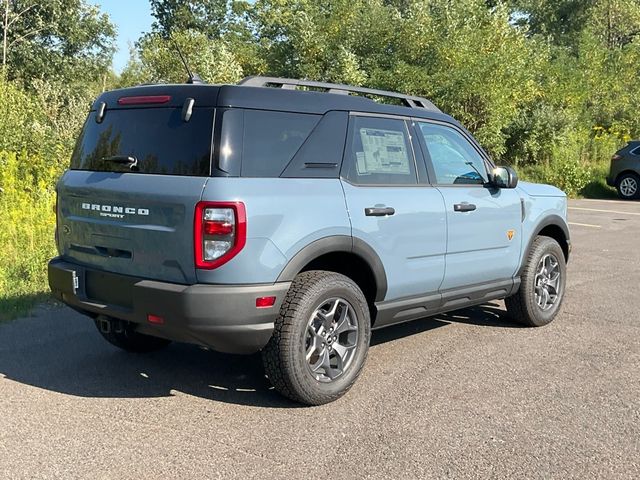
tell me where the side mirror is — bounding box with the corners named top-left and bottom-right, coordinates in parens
top-left (491, 166), bottom-right (518, 189)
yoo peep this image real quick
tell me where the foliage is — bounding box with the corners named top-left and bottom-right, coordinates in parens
top-left (0, 1), bottom-right (113, 316)
top-left (150, 0), bottom-right (228, 39)
top-left (119, 30), bottom-right (243, 86)
top-left (0, 0), bottom-right (116, 87)
top-left (0, 74), bottom-right (90, 318)
top-left (0, 150), bottom-right (62, 319)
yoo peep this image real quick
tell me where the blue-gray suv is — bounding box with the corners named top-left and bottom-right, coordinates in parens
top-left (48, 76), bottom-right (571, 405)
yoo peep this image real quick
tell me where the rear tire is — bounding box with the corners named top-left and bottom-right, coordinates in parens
top-left (616, 172), bottom-right (640, 200)
top-left (262, 271), bottom-right (371, 406)
top-left (95, 316), bottom-right (171, 353)
top-left (506, 236), bottom-right (566, 327)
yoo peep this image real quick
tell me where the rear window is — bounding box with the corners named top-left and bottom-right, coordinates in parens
top-left (71, 107), bottom-right (214, 176)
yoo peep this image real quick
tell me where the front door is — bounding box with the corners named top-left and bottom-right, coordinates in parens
top-left (340, 114), bottom-right (447, 302)
top-left (414, 120), bottom-right (522, 291)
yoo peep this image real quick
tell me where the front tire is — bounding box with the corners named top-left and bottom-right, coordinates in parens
top-left (95, 316), bottom-right (171, 353)
top-left (262, 271), bottom-right (371, 405)
top-left (506, 236), bottom-right (566, 327)
top-left (616, 172), bottom-right (640, 200)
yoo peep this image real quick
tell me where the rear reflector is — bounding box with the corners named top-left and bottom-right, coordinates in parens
top-left (256, 296), bottom-right (276, 308)
top-left (147, 314), bottom-right (165, 325)
top-left (117, 95), bottom-right (171, 106)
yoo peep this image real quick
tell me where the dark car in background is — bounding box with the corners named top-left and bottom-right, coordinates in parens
top-left (607, 141), bottom-right (640, 200)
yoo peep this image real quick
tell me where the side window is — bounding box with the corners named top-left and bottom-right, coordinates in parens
top-left (241, 110), bottom-right (320, 177)
top-left (343, 116), bottom-right (417, 185)
top-left (418, 123), bottom-right (487, 185)
top-left (281, 111), bottom-right (348, 178)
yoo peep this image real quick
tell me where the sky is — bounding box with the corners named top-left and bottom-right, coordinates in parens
top-left (93, 0), bottom-right (154, 73)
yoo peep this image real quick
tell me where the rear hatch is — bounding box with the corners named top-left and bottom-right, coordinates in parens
top-left (57, 85), bottom-right (219, 284)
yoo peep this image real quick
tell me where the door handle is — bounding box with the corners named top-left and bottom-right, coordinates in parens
top-left (365, 207), bottom-right (396, 217)
top-left (453, 202), bottom-right (477, 213)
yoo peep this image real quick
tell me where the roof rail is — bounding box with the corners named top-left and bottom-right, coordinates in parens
top-left (237, 76), bottom-right (441, 112)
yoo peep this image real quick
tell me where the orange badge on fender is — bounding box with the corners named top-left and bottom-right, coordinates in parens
top-left (507, 230), bottom-right (515, 241)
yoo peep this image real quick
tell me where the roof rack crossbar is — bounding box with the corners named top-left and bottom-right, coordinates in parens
top-left (238, 76), bottom-right (440, 112)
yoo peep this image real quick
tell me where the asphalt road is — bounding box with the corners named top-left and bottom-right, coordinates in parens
top-left (1, 199), bottom-right (639, 479)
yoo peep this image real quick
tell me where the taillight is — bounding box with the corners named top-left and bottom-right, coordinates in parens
top-left (612, 154), bottom-right (622, 161)
top-left (194, 201), bottom-right (246, 269)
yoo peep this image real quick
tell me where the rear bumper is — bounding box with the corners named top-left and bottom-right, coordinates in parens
top-left (48, 258), bottom-right (290, 354)
top-left (606, 175), bottom-right (615, 187)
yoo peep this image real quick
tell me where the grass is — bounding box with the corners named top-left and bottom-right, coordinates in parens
top-left (0, 151), bottom-right (61, 323)
top-left (0, 293), bottom-right (57, 323)
top-left (577, 159), bottom-right (618, 199)
top-left (0, 215), bottom-right (58, 322)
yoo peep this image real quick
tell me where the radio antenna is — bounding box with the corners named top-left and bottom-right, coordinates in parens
top-left (170, 40), bottom-right (203, 84)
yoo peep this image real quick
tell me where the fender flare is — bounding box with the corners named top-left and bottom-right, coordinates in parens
top-left (519, 214), bottom-right (571, 275)
top-left (276, 235), bottom-right (388, 302)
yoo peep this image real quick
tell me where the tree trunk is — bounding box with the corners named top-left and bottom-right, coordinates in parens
top-left (2, 0), bottom-right (8, 77)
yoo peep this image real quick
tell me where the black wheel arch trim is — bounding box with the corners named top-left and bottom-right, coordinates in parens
top-left (518, 214), bottom-right (571, 276)
top-left (276, 235), bottom-right (388, 302)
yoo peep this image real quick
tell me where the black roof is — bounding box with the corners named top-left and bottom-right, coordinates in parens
top-left (216, 84), bottom-right (454, 123)
top-left (93, 79), bottom-right (458, 125)
top-left (237, 76), bottom-right (441, 111)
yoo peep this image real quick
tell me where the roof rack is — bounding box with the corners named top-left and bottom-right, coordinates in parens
top-left (237, 76), bottom-right (441, 112)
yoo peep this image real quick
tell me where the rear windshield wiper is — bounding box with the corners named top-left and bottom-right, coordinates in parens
top-left (102, 155), bottom-right (138, 169)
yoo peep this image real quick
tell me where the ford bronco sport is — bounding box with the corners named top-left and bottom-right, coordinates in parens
top-left (49, 76), bottom-right (571, 405)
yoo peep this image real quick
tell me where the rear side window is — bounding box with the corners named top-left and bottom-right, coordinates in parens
top-left (342, 116), bottom-right (417, 185)
top-left (71, 107), bottom-right (214, 176)
top-left (240, 110), bottom-right (320, 177)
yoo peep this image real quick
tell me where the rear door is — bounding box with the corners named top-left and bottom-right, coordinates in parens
top-left (414, 120), bottom-right (522, 291)
top-left (57, 103), bottom-right (215, 284)
top-left (340, 114), bottom-right (447, 302)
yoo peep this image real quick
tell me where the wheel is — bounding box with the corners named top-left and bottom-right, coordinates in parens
top-left (616, 172), bottom-right (640, 200)
top-left (505, 236), bottom-right (566, 327)
top-left (262, 271), bottom-right (371, 405)
top-left (94, 316), bottom-right (171, 353)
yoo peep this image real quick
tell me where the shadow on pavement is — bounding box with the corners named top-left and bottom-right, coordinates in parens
top-left (0, 303), bottom-right (518, 407)
top-left (437, 302), bottom-right (523, 329)
top-left (0, 292), bottom-right (54, 323)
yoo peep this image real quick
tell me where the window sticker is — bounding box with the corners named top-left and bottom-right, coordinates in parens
top-left (357, 128), bottom-right (410, 175)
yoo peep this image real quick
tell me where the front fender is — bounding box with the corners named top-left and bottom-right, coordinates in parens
top-left (518, 214), bottom-right (571, 276)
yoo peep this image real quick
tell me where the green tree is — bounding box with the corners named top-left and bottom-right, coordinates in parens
top-left (119, 30), bottom-right (243, 86)
top-left (508, 0), bottom-right (595, 48)
top-left (587, 0), bottom-right (640, 49)
top-left (244, 0), bottom-right (544, 157)
top-left (0, 0), bottom-right (115, 86)
top-left (150, 0), bottom-right (229, 39)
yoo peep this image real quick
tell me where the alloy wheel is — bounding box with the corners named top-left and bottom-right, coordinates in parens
top-left (534, 253), bottom-right (561, 311)
top-left (305, 297), bottom-right (359, 383)
top-left (620, 177), bottom-right (638, 198)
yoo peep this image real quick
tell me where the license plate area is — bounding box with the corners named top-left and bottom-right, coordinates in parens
top-left (85, 270), bottom-right (135, 309)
